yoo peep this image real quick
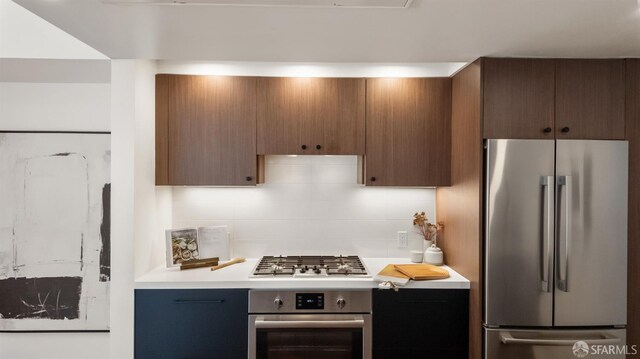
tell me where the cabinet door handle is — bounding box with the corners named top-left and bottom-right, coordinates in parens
top-left (246, 176), bottom-right (253, 181)
top-left (316, 144), bottom-right (322, 150)
top-left (561, 127), bottom-right (570, 133)
top-left (398, 300), bottom-right (447, 304)
top-left (301, 144), bottom-right (307, 150)
top-left (370, 176), bottom-right (376, 182)
top-left (173, 299), bottom-right (225, 304)
top-left (543, 127), bottom-right (552, 133)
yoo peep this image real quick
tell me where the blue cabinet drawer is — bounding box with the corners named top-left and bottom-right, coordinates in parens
top-left (135, 289), bottom-right (248, 359)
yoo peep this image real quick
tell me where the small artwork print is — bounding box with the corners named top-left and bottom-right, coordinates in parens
top-left (166, 229), bottom-right (200, 267)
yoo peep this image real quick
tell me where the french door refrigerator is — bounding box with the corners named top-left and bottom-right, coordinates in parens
top-left (484, 140), bottom-right (628, 359)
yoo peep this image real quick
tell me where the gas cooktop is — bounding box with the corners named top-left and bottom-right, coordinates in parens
top-left (251, 255), bottom-right (370, 278)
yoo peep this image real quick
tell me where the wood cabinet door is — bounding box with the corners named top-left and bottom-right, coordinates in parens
top-left (483, 58), bottom-right (555, 139)
top-left (366, 78), bottom-right (451, 186)
top-left (158, 75), bottom-right (257, 186)
top-left (257, 77), bottom-right (365, 155)
top-left (556, 59), bottom-right (625, 139)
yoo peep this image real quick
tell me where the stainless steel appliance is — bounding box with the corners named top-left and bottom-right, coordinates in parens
top-left (484, 139), bottom-right (629, 359)
top-left (251, 255), bottom-right (370, 277)
top-left (249, 290), bottom-right (372, 359)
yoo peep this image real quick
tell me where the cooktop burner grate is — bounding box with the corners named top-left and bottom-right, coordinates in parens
top-left (252, 255), bottom-right (368, 277)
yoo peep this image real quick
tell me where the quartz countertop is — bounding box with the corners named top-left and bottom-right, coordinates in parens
top-left (135, 258), bottom-right (470, 290)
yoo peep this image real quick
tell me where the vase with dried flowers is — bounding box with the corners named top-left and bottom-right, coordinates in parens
top-left (413, 212), bottom-right (444, 250)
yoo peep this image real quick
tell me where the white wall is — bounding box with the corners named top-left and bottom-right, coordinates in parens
top-left (110, 59), bottom-right (171, 359)
top-left (0, 59), bottom-right (110, 132)
top-left (173, 156), bottom-right (437, 258)
top-left (0, 82), bottom-right (110, 131)
top-left (0, 333), bottom-right (112, 359)
top-left (109, 60), bottom-right (136, 359)
top-left (132, 60), bottom-right (172, 278)
top-left (0, 59), bottom-right (111, 359)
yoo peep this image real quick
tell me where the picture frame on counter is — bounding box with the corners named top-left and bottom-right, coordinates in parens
top-left (197, 225), bottom-right (230, 261)
top-left (165, 225), bottom-right (230, 268)
top-left (165, 228), bottom-right (199, 267)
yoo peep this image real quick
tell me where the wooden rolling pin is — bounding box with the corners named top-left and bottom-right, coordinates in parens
top-left (210, 257), bottom-right (246, 271)
top-left (180, 257), bottom-right (219, 270)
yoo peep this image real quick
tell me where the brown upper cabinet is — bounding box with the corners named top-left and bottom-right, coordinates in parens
top-left (482, 58), bottom-right (625, 140)
top-left (366, 78), bottom-right (452, 186)
top-left (555, 59), bottom-right (625, 139)
top-left (483, 58), bottom-right (556, 139)
top-left (156, 74), bottom-right (258, 186)
top-left (257, 77), bottom-right (365, 155)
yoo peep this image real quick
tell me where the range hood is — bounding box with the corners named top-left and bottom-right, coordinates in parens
top-left (100, 0), bottom-right (412, 8)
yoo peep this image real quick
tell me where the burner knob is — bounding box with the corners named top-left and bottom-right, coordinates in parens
top-left (336, 297), bottom-right (346, 309)
top-left (314, 267), bottom-right (321, 274)
top-left (274, 298), bottom-right (283, 309)
top-left (300, 268), bottom-right (307, 273)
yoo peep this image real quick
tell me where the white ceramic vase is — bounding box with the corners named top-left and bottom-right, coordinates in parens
top-left (424, 244), bottom-right (444, 266)
top-left (424, 240), bottom-right (434, 250)
top-left (423, 240), bottom-right (433, 264)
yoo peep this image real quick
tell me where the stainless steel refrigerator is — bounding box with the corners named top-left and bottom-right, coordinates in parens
top-left (484, 139), bottom-right (628, 359)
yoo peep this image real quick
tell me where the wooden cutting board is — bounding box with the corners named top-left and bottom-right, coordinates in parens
top-left (393, 264), bottom-right (449, 280)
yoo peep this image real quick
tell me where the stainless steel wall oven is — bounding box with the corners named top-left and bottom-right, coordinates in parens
top-left (248, 290), bottom-right (372, 359)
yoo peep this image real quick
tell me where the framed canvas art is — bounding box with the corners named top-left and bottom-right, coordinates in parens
top-left (0, 132), bottom-right (110, 331)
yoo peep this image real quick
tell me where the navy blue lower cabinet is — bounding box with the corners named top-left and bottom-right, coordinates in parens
top-left (135, 289), bottom-right (248, 359)
top-left (372, 289), bottom-right (469, 359)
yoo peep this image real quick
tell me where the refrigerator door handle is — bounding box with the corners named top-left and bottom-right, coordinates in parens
top-left (499, 331), bottom-right (622, 346)
top-left (540, 176), bottom-right (554, 292)
top-left (557, 175), bottom-right (572, 292)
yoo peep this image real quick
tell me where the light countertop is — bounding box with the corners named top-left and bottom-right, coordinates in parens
top-left (135, 258), bottom-right (470, 290)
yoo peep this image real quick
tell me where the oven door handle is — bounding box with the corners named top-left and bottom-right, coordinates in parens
top-left (254, 316), bottom-right (365, 329)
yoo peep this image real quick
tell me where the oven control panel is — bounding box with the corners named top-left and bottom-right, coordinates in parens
top-left (296, 293), bottom-right (324, 310)
top-left (249, 290), bottom-right (371, 313)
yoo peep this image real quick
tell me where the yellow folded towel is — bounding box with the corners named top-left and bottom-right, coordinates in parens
top-left (377, 264), bottom-right (410, 279)
top-left (393, 264), bottom-right (449, 280)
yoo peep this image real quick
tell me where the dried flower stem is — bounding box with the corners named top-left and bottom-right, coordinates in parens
top-left (413, 211), bottom-right (444, 244)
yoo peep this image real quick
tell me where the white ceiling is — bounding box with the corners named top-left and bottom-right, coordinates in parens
top-left (11, 0), bottom-right (640, 62)
top-left (0, 0), bottom-right (107, 59)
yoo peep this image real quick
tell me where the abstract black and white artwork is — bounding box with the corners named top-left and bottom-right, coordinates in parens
top-left (0, 132), bottom-right (110, 331)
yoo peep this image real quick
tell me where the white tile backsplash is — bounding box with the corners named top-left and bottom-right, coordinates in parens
top-left (171, 156), bottom-right (436, 258)
top-left (265, 163), bottom-right (312, 184)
